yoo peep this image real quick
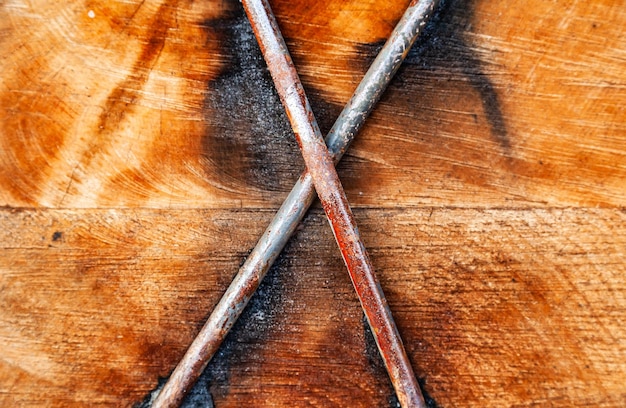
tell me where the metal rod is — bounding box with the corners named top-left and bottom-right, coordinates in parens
top-left (152, 1), bottom-right (438, 406)
top-left (239, 0), bottom-right (432, 406)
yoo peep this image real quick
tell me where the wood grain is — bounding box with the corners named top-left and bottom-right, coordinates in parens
top-left (1, 0), bottom-right (624, 209)
top-left (1, 0), bottom-right (625, 406)
top-left (1, 208), bottom-right (624, 406)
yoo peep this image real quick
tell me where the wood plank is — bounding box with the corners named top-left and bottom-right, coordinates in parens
top-left (1, 0), bottom-right (624, 209)
top-left (1, 208), bottom-right (624, 406)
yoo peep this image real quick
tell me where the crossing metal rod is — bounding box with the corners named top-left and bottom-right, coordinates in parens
top-left (152, 1), bottom-right (438, 406)
top-left (238, 0), bottom-right (434, 405)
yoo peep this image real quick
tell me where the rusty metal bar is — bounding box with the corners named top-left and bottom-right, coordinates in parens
top-left (239, 0), bottom-right (432, 406)
top-left (152, 1), bottom-right (438, 407)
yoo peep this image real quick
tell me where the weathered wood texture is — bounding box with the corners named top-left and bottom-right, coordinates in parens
top-left (1, 0), bottom-right (624, 209)
top-left (0, 0), bottom-right (625, 407)
top-left (1, 208), bottom-right (625, 407)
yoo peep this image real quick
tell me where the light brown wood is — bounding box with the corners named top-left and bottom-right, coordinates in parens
top-left (1, 0), bottom-right (625, 406)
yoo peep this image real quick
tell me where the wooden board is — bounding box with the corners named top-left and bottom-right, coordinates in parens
top-left (1, 0), bottom-right (625, 406)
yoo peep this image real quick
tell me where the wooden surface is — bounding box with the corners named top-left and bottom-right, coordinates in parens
top-left (1, 0), bottom-right (625, 406)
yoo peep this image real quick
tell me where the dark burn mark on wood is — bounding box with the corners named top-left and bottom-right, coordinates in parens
top-left (413, 0), bottom-right (508, 149)
top-left (365, 0), bottom-right (509, 151)
top-left (200, 6), bottom-right (298, 193)
top-left (134, 376), bottom-right (215, 408)
top-left (197, 250), bottom-right (292, 401)
top-left (418, 377), bottom-right (440, 408)
top-left (138, 243), bottom-right (292, 406)
top-left (134, 377), bottom-right (166, 408)
top-left (363, 313), bottom-right (440, 407)
top-left (179, 381), bottom-right (215, 408)
top-left (52, 231), bottom-right (63, 242)
top-left (362, 313), bottom-right (398, 406)
top-left (336, 0), bottom-right (511, 200)
top-left (199, 3), bottom-right (341, 193)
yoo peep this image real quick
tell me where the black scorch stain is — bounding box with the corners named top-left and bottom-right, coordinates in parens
top-left (362, 313), bottom-right (440, 408)
top-left (199, 7), bottom-right (300, 193)
top-left (199, 2), bottom-right (342, 194)
top-left (408, 0), bottom-right (508, 150)
top-left (359, 0), bottom-right (509, 151)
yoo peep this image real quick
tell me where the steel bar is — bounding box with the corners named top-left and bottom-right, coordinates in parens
top-left (152, 1), bottom-right (438, 407)
top-left (240, 0), bottom-right (431, 406)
